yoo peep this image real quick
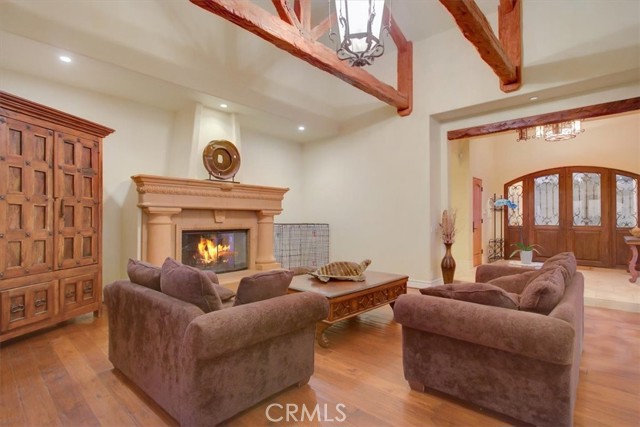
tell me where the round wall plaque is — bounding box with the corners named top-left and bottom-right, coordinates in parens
top-left (202, 140), bottom-right (241, 180)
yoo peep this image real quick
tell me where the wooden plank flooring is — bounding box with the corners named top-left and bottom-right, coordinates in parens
top-left (1, 299), bottom-right (638, 427)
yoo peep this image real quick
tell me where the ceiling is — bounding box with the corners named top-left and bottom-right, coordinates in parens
top-left (0, 0), bottom-right (499, 142)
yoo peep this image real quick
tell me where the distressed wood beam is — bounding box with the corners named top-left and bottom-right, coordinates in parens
top-left (272, 0), bottom-right (300, 28)
top-left (311, 12), bottom-right (335, 41)
top-left (439, 0), bottom-right (519, 90)
top-left (385, 6), bottom-right (412, 117)
top-left (499, 0), bottom-right (521, 92)
top-left (447, 97), bottom-right (640, 140)
top-left (294, 0), bottom-right (311, 31)
top-left (191, 0), bottom-right (410, 114)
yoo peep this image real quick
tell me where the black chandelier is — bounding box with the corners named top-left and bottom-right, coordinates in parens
top-left (331, 0), bottom-right (388, 67)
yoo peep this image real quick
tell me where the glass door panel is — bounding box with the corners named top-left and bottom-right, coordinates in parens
top-left (573, 172), bottom-right (602, 226)
top-left (534, 174), bottom-right (560, 226)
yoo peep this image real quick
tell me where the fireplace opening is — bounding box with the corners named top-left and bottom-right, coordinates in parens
top-left (181, 229), bottom-right (248, 274)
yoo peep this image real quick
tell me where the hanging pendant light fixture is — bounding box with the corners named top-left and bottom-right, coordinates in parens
top-left (516, 120), bottom-right (584, 142)
top-left (332, 0), bottom-right (388, 67)
top-left (542, 120), bottom-right (584, 141)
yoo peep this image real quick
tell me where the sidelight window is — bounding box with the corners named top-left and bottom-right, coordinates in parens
top-left (616, 174), bottom-right (638, 228)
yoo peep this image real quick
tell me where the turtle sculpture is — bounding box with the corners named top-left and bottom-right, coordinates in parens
top-left (631, 226), bottom-right (640, 238)
top-left (308, 259), bottom-right (371, 283)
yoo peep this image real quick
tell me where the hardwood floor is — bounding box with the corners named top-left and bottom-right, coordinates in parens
top-left (1, 298), bottom-right (638, 427)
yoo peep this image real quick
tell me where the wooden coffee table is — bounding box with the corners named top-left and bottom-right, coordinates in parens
top-left (288, 271), bottom-right (408, 347)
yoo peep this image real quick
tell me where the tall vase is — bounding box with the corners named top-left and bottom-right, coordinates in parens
top-left (441, 242), bottom-right (456, 284)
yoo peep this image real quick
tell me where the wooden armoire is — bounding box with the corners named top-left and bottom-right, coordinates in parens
top-left (0, 91), bottom-right (114, 342)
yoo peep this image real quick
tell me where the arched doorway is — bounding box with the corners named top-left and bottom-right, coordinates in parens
top-left (504, 167), bottom-right (639, 268)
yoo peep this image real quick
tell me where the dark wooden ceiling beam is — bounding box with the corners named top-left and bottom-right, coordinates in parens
top-left (439, 0), bottom-right (520, 91)
top-left (191, 0), bottom-right (411, 115)
top-left (447, 97), bottom-right (640, 140)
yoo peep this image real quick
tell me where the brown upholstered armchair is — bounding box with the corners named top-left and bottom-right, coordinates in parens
top-left (105, 279), bottom-right (328, 426)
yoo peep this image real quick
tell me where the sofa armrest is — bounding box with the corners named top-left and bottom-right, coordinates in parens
top-left (475, 264), bottom-right (535, 283)
top-left (183, 292), bottom-right (329, 360)
top-left (393, 294), bottom-right (575, 365)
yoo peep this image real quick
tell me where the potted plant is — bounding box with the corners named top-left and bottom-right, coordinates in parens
top-left (494, 198), bottom-right (541, 264)
top-left (509, 242), bottom-right (542, 264)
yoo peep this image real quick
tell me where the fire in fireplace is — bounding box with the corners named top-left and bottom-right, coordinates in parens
top-left (181, 229), bottom-right (248, 274)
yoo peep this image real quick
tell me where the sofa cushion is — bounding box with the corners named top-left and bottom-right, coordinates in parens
top-left (160, 257), bottom-right (223, 313)
top-left (214, 284), bottom-right (235, 302)
top-left (542, 252), bottom-right (577, 281)
top-left (420, 282), bottom-right (519, 310)
top-left (520, 267), bottom-right (565, 314)
top-left (233, 269), bottom-right (294, 307)
top-left (127, 259), bottom-right (161, 291)
top-left (200, 271), bottom-right (236, 301)
top-left (486, 270), bottom-right (540, 294)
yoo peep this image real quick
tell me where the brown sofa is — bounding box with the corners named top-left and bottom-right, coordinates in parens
top-left (104, 273), bottom-right (328, 426)
top-left (393, 253), bottom-right (584, 427)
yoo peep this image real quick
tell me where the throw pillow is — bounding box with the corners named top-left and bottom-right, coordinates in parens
top-left (487, 270), bottom-right (539, 294)
top-left (520, 267), bottom-right (565, 314)
top-left (542, 252), bottom-right (576, 281)
top-left (127, 259), bottom-right (161, 291)
top-left (199, 269), bottom-right (235, 301)
top-left (160, 257), bottom-right (223, 313)
top-left (420, 282), bottom-right (519, 310)
top-left (233, 269), bottom-right (294, 307)
top-left (213, 283), bottom-right (235, 302)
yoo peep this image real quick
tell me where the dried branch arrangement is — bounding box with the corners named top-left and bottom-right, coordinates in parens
top-left (439, 209), bottom-right (457, 244)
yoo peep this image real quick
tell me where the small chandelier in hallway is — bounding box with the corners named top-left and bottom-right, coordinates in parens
top-left (517, 120), bottom-right (585, 142)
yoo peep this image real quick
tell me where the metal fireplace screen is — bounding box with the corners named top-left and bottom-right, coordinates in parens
top-left (181, 229), bottom-right (248, 274)
top-left (274, 223), bottom-right (329, 269)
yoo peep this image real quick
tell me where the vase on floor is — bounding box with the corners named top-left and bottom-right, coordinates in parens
top-left (441, 242), bottom-right (456, 284)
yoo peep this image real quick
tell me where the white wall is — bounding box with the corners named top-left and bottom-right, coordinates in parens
top-left (301, 0), bottom-right (640, 283)
top-left (1, 69), bottom-right (174, 283)
top-left (240, 128), bottom-right (305, 223)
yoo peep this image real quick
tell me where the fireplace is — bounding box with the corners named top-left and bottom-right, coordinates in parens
top-left (133, 174), bottom-right (288, 278)
top-left (181, 229), bottom-right (248, 274)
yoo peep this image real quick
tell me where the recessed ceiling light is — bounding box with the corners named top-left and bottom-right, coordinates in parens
top-left (59, 56), bottom-right (72, 63)
top-left (298, 125), bottom-right (305, 131)
top-left (220, 103), bottom-right (228, 108)
top-left (529, 96), bottom-right (539, 101)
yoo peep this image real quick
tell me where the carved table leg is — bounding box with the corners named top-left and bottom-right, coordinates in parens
top-left (316, 322), bottom-right (332, 348)
top-left (629, 245), bottom-right (639, 284)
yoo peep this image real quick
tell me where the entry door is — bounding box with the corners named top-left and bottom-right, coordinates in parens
top-left (472, 178), bottom-right (482, 266)
top-left (505, 167), bottom-right (638, 268)
top-left (566, 167), bottom-right (611, 267)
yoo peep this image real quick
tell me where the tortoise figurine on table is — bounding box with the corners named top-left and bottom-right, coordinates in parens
top-left (308, 259), bottom-right (371, 283)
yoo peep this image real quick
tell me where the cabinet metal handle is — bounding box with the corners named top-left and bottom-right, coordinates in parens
top-left (10, 304), bottom-right (25, 313)
top-left (34, 298), bottom-right (46, 308)
top-left (83, 285), bottom-right (93, 294)
top-left (65, 291), bottom-right (76, 298)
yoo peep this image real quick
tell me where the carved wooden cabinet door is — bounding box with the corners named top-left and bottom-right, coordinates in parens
top-left (0, 117), bottom-right (54, 280)
top-left (54, 131), bottom-right (100, 270)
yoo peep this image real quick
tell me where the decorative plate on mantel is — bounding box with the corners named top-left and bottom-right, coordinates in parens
top-left (202, 139), bottom-right (241, 180)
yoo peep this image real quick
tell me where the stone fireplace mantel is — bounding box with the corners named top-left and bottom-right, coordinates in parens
top-left (132, 174), bottom-right (288, 272)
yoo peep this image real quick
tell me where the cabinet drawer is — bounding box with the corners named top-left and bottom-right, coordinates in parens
top-left (59, 271), bottom-right (98, 313)
top-left (0, 280), bottom-right (57, 332)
